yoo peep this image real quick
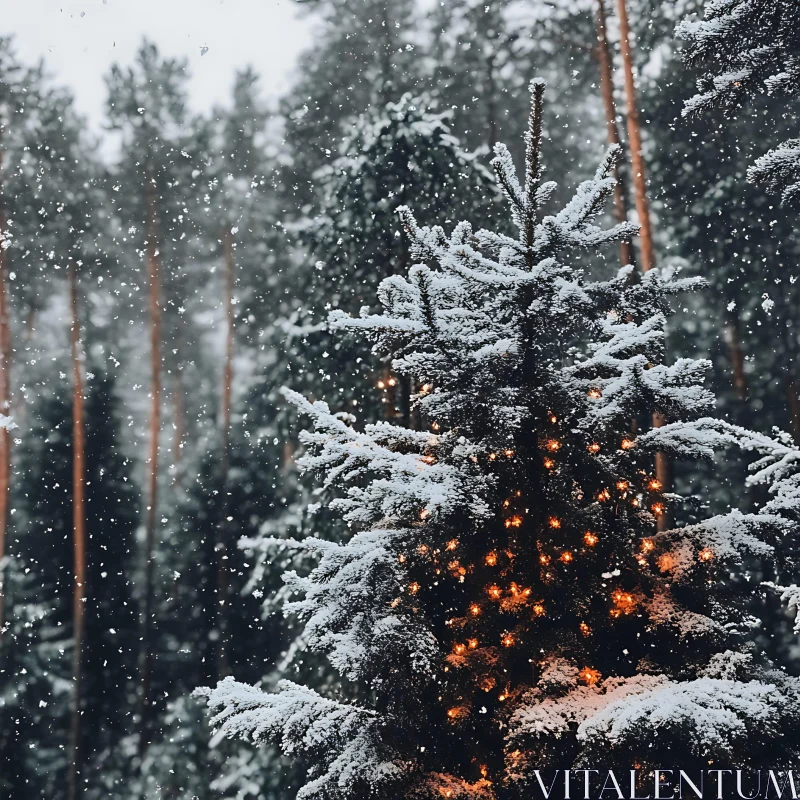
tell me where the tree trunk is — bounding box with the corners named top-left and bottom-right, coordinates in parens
top-left (215, 225), bottom-right (235, 679)
top-left (616, 0), bottom-right (671, 529)
top-left (138, 166), bottom-right (163, 757)
top-left (724, 306), bottom-right (750, 406)
top-left (0, 185), bottom-right (11, 631)
top-left (67, 260), bottom-right (87, 800)
top-left (594, 0), bottom-right (635, 270)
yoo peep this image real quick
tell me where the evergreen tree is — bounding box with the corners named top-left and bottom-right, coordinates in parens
top-left (200, 82), bottom-right (800, 798)
top-left (678, 0), bottom-right (800, 204)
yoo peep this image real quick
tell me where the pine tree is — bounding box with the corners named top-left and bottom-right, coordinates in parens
top-left (200, 81), bottom-right (800, 798)
top-left (677, 0), bottom-right (800, 205)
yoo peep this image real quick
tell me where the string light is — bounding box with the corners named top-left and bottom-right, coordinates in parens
top-left (420, 383), bottom-right (433, 393)
top-left (546, 439), bottom-right (561, 452)
top-left (648, 479), bottom-right (662, 491)
top-left (418, 544), bottom-right (429, 555)
top-left (398, 554), bottom-right (406, 563)
top-left (447, 707), bottom-right (468, 721)
top-left (588, 388), bottom-right (602, 399)
top-left (549, 414), bottom-right (558, 424)
top-left (505, 515), bottom-right (523, 528)
top-left (431, 421), bottom-right (441, 431)
top-left (504, 449), bottom-right (515, 458)
top-left (454, 643), bottom-right (466, 655)
top-left (422, 455), bottom-right (436, 465)
top-left (420, 509), bottom-right (430, 520)
top-left (467, 638), bottom-right (479, 649)
top-left (579, 622), bottom-right (591, 635)
top-left (588, 442), bottom-right (601, 453)
top-left (543, 457), bottom-right (555, 469)
top-left (616, 481), bottom-right (629, 491)
top-left (621, 438), bottom-right (635, 450)
top-left (651, 503), bottom-right (664, 517)
top-left (698, 548), bottom-right (714, 562)
top-left (446, 539), bottom-right (459, 551)
top-left (387, 377), bottom-right (397, 387)
top-left (489, 453), bottom-right (497, 461)
top-left (539, 555), bottom-right (550, 565)
top-left (487, 585), bottom-right (502, 599)
top-left (377, 380), bottom-right (386, 389)
top-left (501, 633), bottom-right (515, 647)
top-left (533, 603), bottom-right (545, 616)
top-left (548, 517), bottom-right (561, 529)
top-left (559, 551), bottom-right (573, 563)
top-left (583, 532), bottom-right (598, 546)
top-left (469, 604), bottom-right (481, 616)
top-left (597, 489), bottom-right (611, 502)
top-left (408, 582), bottom-right (420, 595)
top-left (579, 667), bottom-right (601, 686)
top-left (641, 539), bottom-right (654, 553)
top-left (485, 551), bottom-right (498, 566)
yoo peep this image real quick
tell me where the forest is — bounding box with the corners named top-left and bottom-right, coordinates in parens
top-left (2, 0), bottom-right (800, 798)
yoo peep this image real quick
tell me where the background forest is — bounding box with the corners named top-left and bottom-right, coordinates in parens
top-left (1, 0), bottom-right (799, 798)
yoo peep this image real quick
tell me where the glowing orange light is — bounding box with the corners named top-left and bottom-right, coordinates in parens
top-left (546, 439), bottom-right (561, 452)
top-left (454, 643), bottom-right (466, 655)
top-left (420, 509), bottom-right (430, 520)
top-left (698, 548), bottom-right (714, 562)
top-left (588, 442), bottom-right (601, 454)
top-left (489, 453), bottom-right (497, 461)
top-left (588, 388), bottom-right (602, 399)
top-left (485, 551), bottom-right (498, 566)
top-left (422, 455), bottom-right (436, 465)
top-left (543, 458), bottom-right (555, 469)
top-left (408, 582), bottom-right (420, 595)
top-left (487, 585), bottom-right (502, 599)
top-left (498, 693), bottom-right (507, 702)
top-left (504, 449), bottom-right (515, 458)
top-left (533, 603), bottom-right (545, 617)
top-left (398, 554), bottom-right (406, 563)
top-left (560, 551), bottom-right (573, 563)
top-left (447, 706), bottom-right (467, 721)
top-left (597, 489), bottom-right (611, 502)
top-left (420, 383), bottom-right (433, 393)
top-left (467, 638), bottom-right (479, 649)
top-left (651, 503), bottom-right (664, 517)
top-left (621, 438), bottom-right (636, 450)
top-left (502, 499), bottom-right (510, 509)
top-left (548, 517), bottom-right (561, 529)
top-left (539, 554), bottom-right (550, 565)
top-left (641, 539), bottom-right (654, 552)
top-left (505, 515), bottom-right (523, 528)
top-left (579, 622), bottom-right (591, 635)
top-left (648, 479), bottom-right (662, 491)
top-left (418, 544), bottom-right (429, 555)
top-left (501, 633), bottom-right (515, 647)
top-left (387, 377), bottom-right (397, 387)
top-left (583, 532), bottom-right (598, 546)
top-left (480, 766), bottom-right (489, 779)
top-left (579, 667), bottom-right (601, 686)
top-left (550, 415), bottom-right (558, 424)
top-left (469, 604), bottom-right (481, 616)
top-left (446, 539), bottom-right (459, 551)
top-left (377, 380), bottom-right (386, 389)
top-left (431, 421), bottom-right (440, 431)
top-left (616, 481), bottom-right (629, 491)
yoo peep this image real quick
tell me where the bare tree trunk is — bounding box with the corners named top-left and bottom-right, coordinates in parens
top-left (138, 166), bottom-right (162, 757)
top-left (0, 189), bottom-right (11, 631)
top-left (616, 0), bottom-right (671, 529)
top-left (215, 225), bottom-right (235, 679)
top-left (595, 0), bottom-right (635, 270)
top-left (724, 307), bottom-right (749, 405)
top-left (67, 260), bottom-right (86, 800)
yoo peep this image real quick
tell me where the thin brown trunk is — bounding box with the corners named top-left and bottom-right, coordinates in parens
top-left (0, 183), bottom-right (11, 631)
top-left (616, 0), bottom-right (655, 274)
top-left (215, 226), bottom-right (235, 679)
top-left (595, 0), bottom-right (635, 269)
top-left (67, 261), bottom-right (86, 800)
top-left (616, 0), bottom-right (670, 529)
top-left (138, 166), bottom-right (162, 757)
top-left (724, 307), bottom-right (749, 405)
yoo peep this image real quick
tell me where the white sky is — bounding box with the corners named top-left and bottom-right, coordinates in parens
top-left (2, 0), bottom-right (313, 132)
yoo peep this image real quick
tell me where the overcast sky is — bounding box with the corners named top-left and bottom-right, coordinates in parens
top-left (2, 0), bottom-right (313, 132)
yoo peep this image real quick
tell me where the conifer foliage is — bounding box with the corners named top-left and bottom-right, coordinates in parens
top-left (678, 0), bottom-right (800, 204)
top-left (199, 81), bottom-right (800, 797)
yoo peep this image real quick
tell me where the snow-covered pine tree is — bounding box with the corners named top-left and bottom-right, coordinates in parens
top-left (200, 81), bottom-right (800, 798)
top-left (677, 0), bottom-right (800, 205)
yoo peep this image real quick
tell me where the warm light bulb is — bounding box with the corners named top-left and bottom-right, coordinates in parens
top-left (387, 377), bottom-right (397, 387)
top-left (621, 438), bottom-right (636, 450)
top-left (446, 539), bottom-right (458, 551)
top-left (698, 548), bottom-right (713, 562)
top-left (487, 585), bottom-right (502, 599)
top-left (501, 633), bottom-right (515, 647)
top-left (616, 481), bottom-right (629, 491)
top-left (467, 638), bottom-right (479, 649)
top-left (651, 503), bottom-right (664, 517)
top-left (546, 439), bottom-right (561, 452)
top-left (549, 414), bottom-right (558, 424)
top-left (489, 452), bottom-right (497, 461)
top-left (431, 421), bottom-right (440, 431)
top-left (485, 551), bottom-right (498, 566)
top-left (548, 517), bottom-right (561, 529)
top-left (588, 442), bottom-right (601, 453)
top-left (504, 448), bottom-right (515, 458)
top-left (559, 551), bottom-right (573, 563)
top-left (583, 532), bottom-right (598, 546)
top-left (539, 554), bottom-right (550, 565)
top-left (641, 539), bottom-right (654, 552)
top-left (454, 643), bottom-right (466, 655)
top-left (597, 489), bottom-right (611, 502)
top-left (469, 604), bottom-right (481, 616)
top-left (579, 667), bottom-right (601, 686)
top-left (543, 458), bottom-right (555, 469)
top-left (579, 622), bottom-right (591, 635)
top-left (408, 582), bottom-right (420, 595)
top-left (505, 515), bottom-right (523, 528)
top-left (588, 388), bottom-right (602, 399)
top-left (648, 479), bottom-right (662, 491)
top-left (420, 509), bottom-right (430, 520)
top-left (377, 380), bottom-right (386, 389)
top-left (533, 603), bottom-right (545, 616)
top-left (417, 544), bottom-right (429, 555)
